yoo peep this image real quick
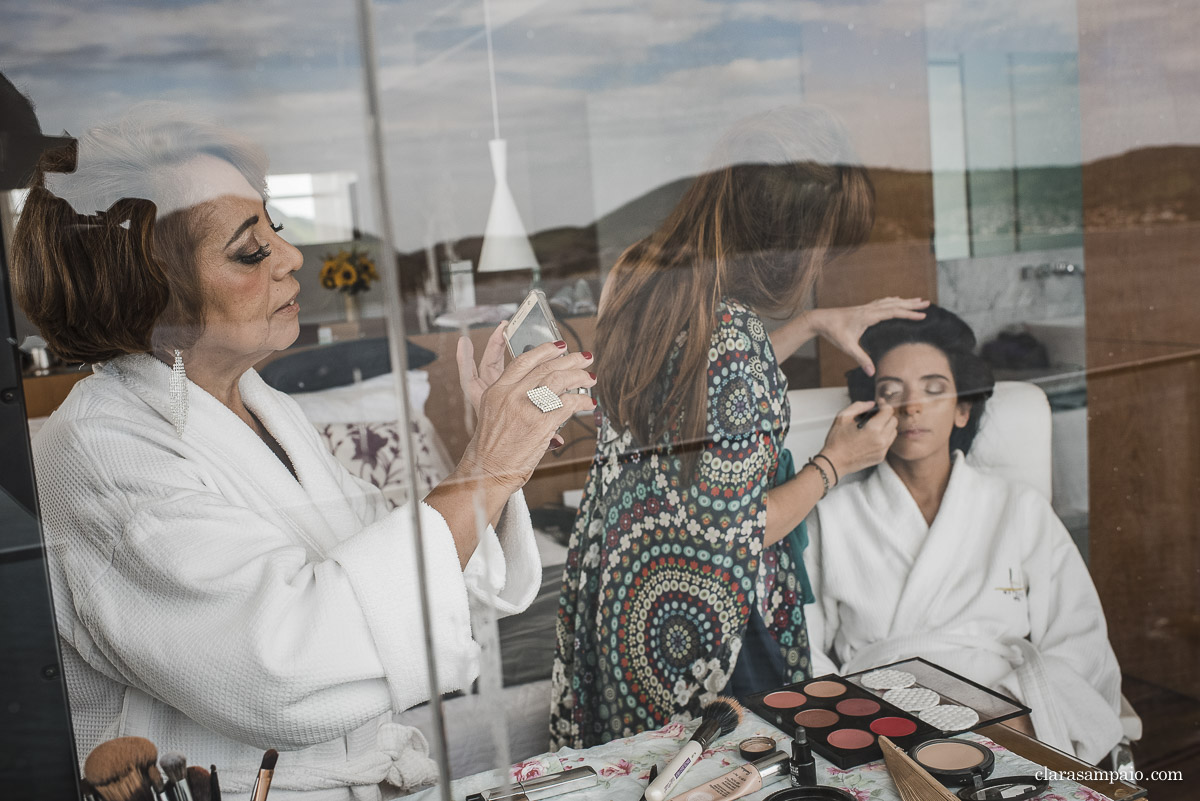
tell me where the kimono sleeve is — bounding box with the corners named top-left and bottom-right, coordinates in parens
top-left (682, 308), bottom-right (787, 549)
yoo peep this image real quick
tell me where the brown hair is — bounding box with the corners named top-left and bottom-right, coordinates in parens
top-left (595, 106), bottom-right (876, 453)
top-left (10, 106), bottom-right (268, 363)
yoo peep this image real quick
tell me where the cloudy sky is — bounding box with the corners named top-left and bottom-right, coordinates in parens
top-left (1, 0), bottom-right (1193, 251)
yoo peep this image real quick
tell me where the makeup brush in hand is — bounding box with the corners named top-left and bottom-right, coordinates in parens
top-left (250, 749), bottom-right (279, 801)
top-left (83, 736), bottom-right (159, 801)
top-left (161, 752), bottom-right (193, 801)
top-left (644, 697), bottom-right (743, 801)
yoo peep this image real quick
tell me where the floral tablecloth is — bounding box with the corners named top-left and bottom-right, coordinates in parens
top-left (437, 713), bottom-right (1115, 801)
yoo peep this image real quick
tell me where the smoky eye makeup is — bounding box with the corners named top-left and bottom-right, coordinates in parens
top-left (236, 242), bottom-right (272, 265)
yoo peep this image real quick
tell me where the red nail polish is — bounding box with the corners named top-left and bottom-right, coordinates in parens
top-left (554, 340), bottom-right (567, 348)
top-left (582, 351), bottom-right (593, 360)
top-left (592, 397), bottom-right (598, 407)
top-left (588, 371), bottom-right (596, 380)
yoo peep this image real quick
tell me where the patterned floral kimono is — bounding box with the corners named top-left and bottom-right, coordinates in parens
top-left (550, 301), bottom-right (812, 749)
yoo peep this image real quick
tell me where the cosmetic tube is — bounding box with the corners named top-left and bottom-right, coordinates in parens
top-left (465, 766), bottom-right (598, 801)
top-left (665, 751), bottom-right (789, 801)
top-left (790, 726), bottom-right (816, 787)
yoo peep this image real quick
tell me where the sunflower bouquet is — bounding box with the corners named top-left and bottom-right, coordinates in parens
top-left (320, 247), bottom-right (379, 295)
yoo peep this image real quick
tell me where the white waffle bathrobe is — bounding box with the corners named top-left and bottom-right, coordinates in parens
top-left (34, 354), bottom-right (541, 800)
top-left (804, 454), bottom-right (1125, 764)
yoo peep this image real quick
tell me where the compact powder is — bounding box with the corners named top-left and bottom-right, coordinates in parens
top-left (764, 691), bottom-right (808, 709)
top-left (869, 716), bottom-right (918, 737)
top-left (826, 729), bottom-right (875, 750)
top-left (739, 736), bottom-right (779, 761)
top-left (835, 698), bottom-right (880, 717)
top-left (794, 708), bottom-right (840, 728)
top-left (913, 741), bottom-right (987, 770)
top-left (804, 680), bottom-right (847, 698)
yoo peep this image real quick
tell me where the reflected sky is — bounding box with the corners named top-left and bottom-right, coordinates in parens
top-left (0, 0), bottom-right (1190, 248)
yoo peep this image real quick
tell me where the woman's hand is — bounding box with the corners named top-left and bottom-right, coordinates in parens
top-left (456, 322), bottom-right (509, 415)
top-left (809, 297), bottom-right (929, 376)
top-left (819, 400), bottom-right (898, 480)
top-left (458, 340), bottom-right (596, 494)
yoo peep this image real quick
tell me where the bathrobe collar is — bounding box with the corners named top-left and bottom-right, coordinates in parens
top-left (97, 353), bottom-right (362, 554)
top-left (861, 452), bottom-right (977, 634)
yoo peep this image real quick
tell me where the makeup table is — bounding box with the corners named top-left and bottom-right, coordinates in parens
top-left (427, 713), bottom-right (1147, 801)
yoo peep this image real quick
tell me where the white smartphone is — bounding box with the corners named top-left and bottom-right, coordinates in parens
top-left (505, 288), bottom-right (591, 398)
top-left (505, 288), bottom-right (563, 358)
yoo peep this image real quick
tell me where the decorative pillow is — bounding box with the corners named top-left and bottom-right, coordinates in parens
top-left (320, 415), bottom-right (453, 508)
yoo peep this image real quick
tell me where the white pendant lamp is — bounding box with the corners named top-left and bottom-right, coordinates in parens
top-left (476, 0), bottom-right (541, 283)
top-left (478, 138), bottom-right (539, 277)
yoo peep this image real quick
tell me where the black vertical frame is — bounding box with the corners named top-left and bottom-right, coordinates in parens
top-left (0, 215), bottom-right (81, 799)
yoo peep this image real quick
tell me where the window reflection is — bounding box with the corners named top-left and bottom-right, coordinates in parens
top-left (1, 1), bottom-right (1197, 800)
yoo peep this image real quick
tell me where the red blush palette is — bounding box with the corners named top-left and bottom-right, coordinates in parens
top-left (743, 658), bottom-right (1030, 770)
top-left (747, 677), bottom-right (939, 768)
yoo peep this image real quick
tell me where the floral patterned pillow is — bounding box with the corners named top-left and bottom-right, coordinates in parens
top-left (319, 415), bottom-right (453, 508)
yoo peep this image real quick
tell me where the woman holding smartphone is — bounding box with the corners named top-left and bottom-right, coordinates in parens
top-left (549, 106), bottom-right (926, 748)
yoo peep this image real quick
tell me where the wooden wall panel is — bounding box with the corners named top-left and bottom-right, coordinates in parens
top-left (1079, 0), bottom-right (1200, 698)
top-left (1086, 350), bottom-right (1200, 697)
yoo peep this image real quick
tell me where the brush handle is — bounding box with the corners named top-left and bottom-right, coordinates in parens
top-left (250, 770), bottom-right (274, 801)
top-left (644, 741), bottom-right (703, 801)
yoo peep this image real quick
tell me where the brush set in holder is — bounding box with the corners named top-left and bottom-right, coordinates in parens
top-left (80, 735), bottom-right (278, 801)
top-left (743, 657), bottom-right (1029, 769)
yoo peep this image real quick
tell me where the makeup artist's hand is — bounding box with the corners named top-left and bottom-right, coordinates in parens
top-left (458, 341), bottom-right (596, 493)
top-left (809, 297), bottom-right (929, 376)
top-left (819, 401), bottom-right (898, 479)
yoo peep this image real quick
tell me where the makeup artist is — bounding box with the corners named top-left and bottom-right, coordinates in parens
top-left (11, 109), bottom-right (595, 801)
top-left (550, 106), bottom-right (927, 749)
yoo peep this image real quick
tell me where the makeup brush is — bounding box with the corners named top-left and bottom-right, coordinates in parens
top-left (161, 752), bottom-right (193, 801)
top-left (186, 766), bottom-right (212, 801)
top-left (83, 736), bottom-right (159, 801)
top-left (250, 749), bottom-right (279, 801)
top-left (146, 765), bottom-right (170, 801)
top-left (878, 736), bottom-right (958, 801)
top-left (643, 698), bottom-right (743, 801)
top-left (209, 765), bottom-right (222, 801)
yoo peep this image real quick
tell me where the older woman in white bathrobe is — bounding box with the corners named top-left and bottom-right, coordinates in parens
top-left (803, 305), bottom-right (1128, 764)
top-left (11, 112), bottom-right (596, 799)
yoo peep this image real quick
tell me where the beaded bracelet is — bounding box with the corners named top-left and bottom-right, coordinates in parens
top-left (812, 452), bottom-right (840, 486)
top-left (807, 458), bottom-right (831, 499)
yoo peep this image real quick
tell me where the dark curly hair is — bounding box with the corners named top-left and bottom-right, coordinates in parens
top-left (846, 304), bottom-right (995, 454)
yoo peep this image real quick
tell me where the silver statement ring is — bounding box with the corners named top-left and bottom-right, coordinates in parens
top-left (527, 385), bottom-right (564, 413)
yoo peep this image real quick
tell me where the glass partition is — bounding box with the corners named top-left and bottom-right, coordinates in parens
top-left (3, 2), bottom-right (1198, 801)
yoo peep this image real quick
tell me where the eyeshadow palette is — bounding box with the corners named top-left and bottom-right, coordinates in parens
top-left (743, 658), bottom-right (1030, 770)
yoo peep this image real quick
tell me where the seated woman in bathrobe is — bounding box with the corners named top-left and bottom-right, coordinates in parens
top-left (11, 110), bottom-right (596, 800)
top-left (803, 305), bottom-right (1127, 764)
